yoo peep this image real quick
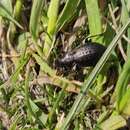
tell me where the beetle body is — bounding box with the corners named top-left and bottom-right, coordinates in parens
top-left (55, 42), bottom-right (106, 69)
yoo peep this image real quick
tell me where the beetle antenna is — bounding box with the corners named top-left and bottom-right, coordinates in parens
top-left (85, 32), bottom-right (105, 42)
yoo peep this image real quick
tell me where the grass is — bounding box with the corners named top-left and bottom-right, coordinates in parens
top-left (0, 0), bottom-right (130, 130)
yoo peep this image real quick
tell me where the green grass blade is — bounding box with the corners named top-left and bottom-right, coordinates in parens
top-left (29, 0), bottom-right (44, 57)
top-left (121, 0), bottom-right (130, 57)
top-left (114, 58), bottom-right (130, 112)
top-left (0, 1), bottom-right (23, 29)
top-left (47, 0), bottom-right (60, 35)
top-left (119, 87), bottom-right (130, 113)
top-left (99, 115), bottom-right (126, 130)
top-left (59, 19), bottom-right (130, 130)
top-left (56, 0), bottom-right (81, 31)
top-left (43, 0), bottom-right (60, 57)
top-left (120, 0), bottom-right (130, 57)
top-left (32, 53), bottom-right (56, 76)
top-left (10, 55), bottom-right (30, 83)
top-left (121, 0), bottom-right (129, 25)
top-left (29, 99), bottom-right (48, 125)
top-left (85, 0), bottom-right (102, 43)
top-left (29, 0), bottom-right (44, 40)
top-left (0, 0), bottom-right (13, 13)
top-left (13, 0), bottom-right (23, 21)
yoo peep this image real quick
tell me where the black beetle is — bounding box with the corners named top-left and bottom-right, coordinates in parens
top-left (55, 42), bottom-right (106, 70)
